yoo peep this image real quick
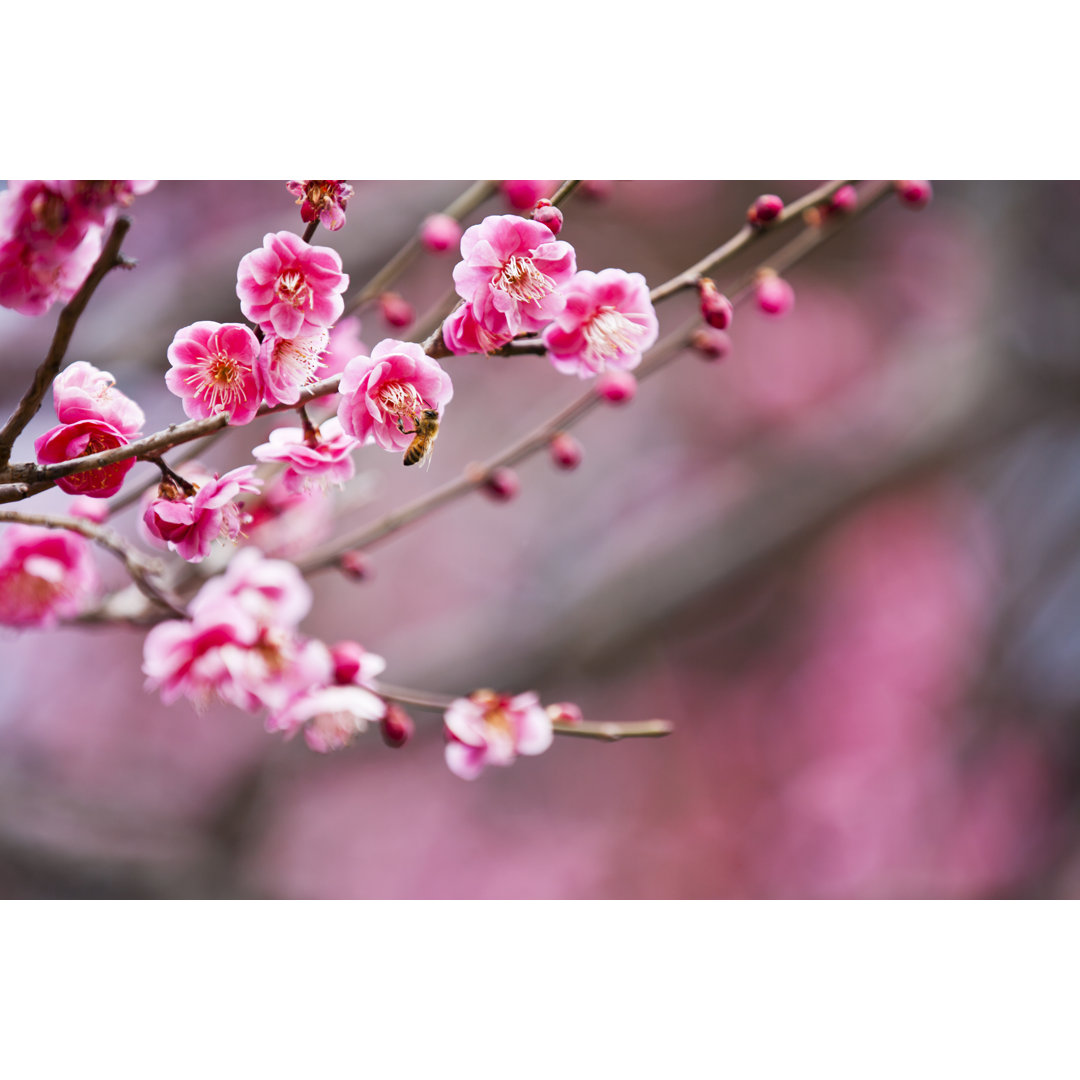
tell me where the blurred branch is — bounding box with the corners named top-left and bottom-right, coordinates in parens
top-left (0, 217), bottom-right (132, 471)
top-left (0, 508), bottom-right (186, 617)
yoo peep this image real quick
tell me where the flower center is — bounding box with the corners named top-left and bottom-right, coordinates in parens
top-left (9, 563), bottom-right (66, 616)
top-left (377, 380), bottom-right (426, 419)
top-left (583, 307), bottom-right (647, 364)
top-left (495, 255), bottom-right (555, 305)
top-left (276, 269), bottom-right (314, 310)
top-left (186, 354), bottom-right (247, 414)
top-left (269, 334), bottom-right (326, 388)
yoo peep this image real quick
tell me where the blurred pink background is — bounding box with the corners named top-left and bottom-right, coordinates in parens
top-left (1, 180), bottom-right (1077, 898)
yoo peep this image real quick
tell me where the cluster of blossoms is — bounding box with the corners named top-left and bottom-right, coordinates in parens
top-left (441, 214), bottom-right (659, 379)
top-left (166, 232), bottom-right (349, 423)
top-left (0, 181), bottom-right (155, 316)
top-left (34, 361), bottom-right (145, 498)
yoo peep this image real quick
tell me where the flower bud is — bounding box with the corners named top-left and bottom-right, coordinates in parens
top-left (380, 703), bottom-right (414, 748)
top-left (596, 370), bottom-right (638, 404)
top-left (754, 271), bottom-right (795, 316)
top-left (895, 180), bottom-right (933, 209)
top-left (379, 291), bottom-right (414, 329)
top-left (690, 327), bottom-right (732, 361)
top-left (339, 550), bottom-right (371, 581)
top-left (549, 432), bottom-right (583, 470)
top-left (482, 466), bottom-right (520, 502)
top-left (748, 194), bottom-right (784, 227)
top-left (830, 185), bottom-right (858, 214)
top-left (546, 701), bottom-right (583, 725)
top-left (501, 180), bottom-right (554, 210)
top-left (697, 277), bottom-right (733, 330)
top-left (532, 199), bottom-right (564, 236)
top-left (330, 640), bottom-right (367, 684)
top-left (420, 213), bottom-right (462, 253)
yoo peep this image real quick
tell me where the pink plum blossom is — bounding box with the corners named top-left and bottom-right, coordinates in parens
top-left (500, 181), bottom-right (556, 210)
top-left (452, 214), bottom-right (576, 336)
top-left (243, 478), bottom-right (334, 559)
top-left (443, 689), bottom-right (554, 780)
top-left (256, 328), bottom-right (330, 406)
top-left (142, 465), bottom-right (262, 563)
top-left (53, 361), bottom-right (145, 435)
top-left (0, 227), bottom-right (103, 316)
top-left (266, 683), bottom-right (386, 752)
top-left (236, 231), bottom-right (348, 340)
top-left (67, 496), bottom-right (110, 523)
top-left (165, 321), bottom-right (262, 424)
top-left (0, 524), bottom-right (98, 628)
top-left (252, 417), bottom-right (357, 493)
top-left (189, 546), bottom-right (312, 631)
top-left (541, 269), bottom-right (658, 378)
top-left (34, 418), bottom-right (136, 498)
top-left (285, 181), bottom-right (353, 232)
top-left (420, 213), bottom-right (462, 253)
top-left (336, 339), bottom-right (453, 452)
top-left (442, 292), bottom-right (514, 356)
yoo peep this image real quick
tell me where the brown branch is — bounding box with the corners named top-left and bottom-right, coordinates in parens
top-left (0, 216), bottom-right (133, 470)
top-left (0, 508), bottom-right (186, 617)
top-left (296, 182), bottom-right (893, 575)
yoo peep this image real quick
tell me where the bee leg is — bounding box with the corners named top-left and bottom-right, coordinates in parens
top-left (397, 419), bottom-right (418, 435)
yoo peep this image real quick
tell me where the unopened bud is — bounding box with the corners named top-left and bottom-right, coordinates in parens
top-left (830, 185), bottom-right (858, 214)
top-left (549, 432), bottom-right (583, 470)
top-left (596, 370), bottom-right (638, 404)
top-left (532, 199), bottom-right (564, 236)
top-left (690, 327), bottom-right (732, 361)
top-left (330, 640), bottom-right (366, 684)
top-left (380, 703), bottom-right (414, 748)
top-left (420, 213), bottom-right (462, 253)
top-left (379, 291), bottom-right (414, 329)
top-left (482, 466), bottom-right (520, 502)
top-left (697, 277), bottom-right (733, 330)
top-left (754, 271), bottom-right (795, 316)
top-left (895, 180), bottom-right (933, 209)
top-left (501, 180), bottom-right (553, 210)
top-left (339, 550), bottom-right (371, 581)
top-left (748, 194), bottom-right (784, 227)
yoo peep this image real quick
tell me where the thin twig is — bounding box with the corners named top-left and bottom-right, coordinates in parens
top-left (0, 217), bottom-right (133, 470)
top-left (0, 508), bottom-right (186, 616)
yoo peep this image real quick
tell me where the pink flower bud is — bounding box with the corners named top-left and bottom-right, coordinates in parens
top-left (483, 466), bottom-right (520, 502)
top-left (697, 277), bottom-right (733, 330)
top-left (830, 185), bottom-right (858, 214)
top-left (895, 180), bottom-right (933, 209)
top-left (546, 702), bottom-right (583, 725)
top-left (339, 550), bottom-right (371, 581)
top-left (379, 291), bottom-right (414, 329)
top-left (691, 327), bottom-right (732, 361)
top-left (748, 194), bottom-right (784, 227)
top-left (380, 703), bottom-right (414, 748)
top-left (420, 213), bottom-right (462, 253)
top-left (501, 180), bottom-right (555, 210)
top-left (549, 432), bottom-right (583, 470)
top-left (532, 199), bottom-right (564, 236)
top-left (596, 370), bottom-right (638, 404)
top-left (68, 495), bottom-right (110, 523)
top-left (330, 640), bottom-right (367, 684)
top-left (754, 271), bottom-right (795, 317)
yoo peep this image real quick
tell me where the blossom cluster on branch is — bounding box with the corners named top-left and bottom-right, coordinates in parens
top-left (0, 179), bottom-right (931, 779)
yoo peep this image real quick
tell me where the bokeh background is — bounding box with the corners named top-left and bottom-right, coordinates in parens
top-left (1, 180), bottom-right (1077, 899)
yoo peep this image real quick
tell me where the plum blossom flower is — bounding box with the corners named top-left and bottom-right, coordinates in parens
top-left (53, 361), bottom-right (145, 435)
top-left (541, 269), bottom-right (659, 378)
top-left (236, 231), bottom-right (348, 340)
top-left (500, 180), bottom-right (556, 210)
top-left (256, 328), bottom-right (330, 407)
top-left (243, 477), bottom-right (335, 559)
top-left (165, 321), bottom-right (262, 424)
top-left (0, 227), bottom-right (103, 317)
top-left (266, 638), bottom-right (387, 752)
top-left (337, 339), bottom-right (453, 452)
top-left (443, 689), bottom-right (554, 780)
top-left (142, 465), bottom-right (262, 563)
top-left (144, 549), bottom-right (331, 713)
top-left (452, 214), bottom-right (576, 336)
top-left (286, 181), bottom-right (354, 232)
top-left (252, 417), bottom-right (357, 493)
top-left (442, 292), bottom-right (514, 356)
top-left (0, 524), bottom-right (98, 628)
top-left (34, 418), bottom-right (136, 498)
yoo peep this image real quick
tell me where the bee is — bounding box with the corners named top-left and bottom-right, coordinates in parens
top-left (398, 409), bottom-right (440, 467)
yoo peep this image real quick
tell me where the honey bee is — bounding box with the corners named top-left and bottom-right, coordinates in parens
top-left (398, 409), bottom-right (440, 467)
